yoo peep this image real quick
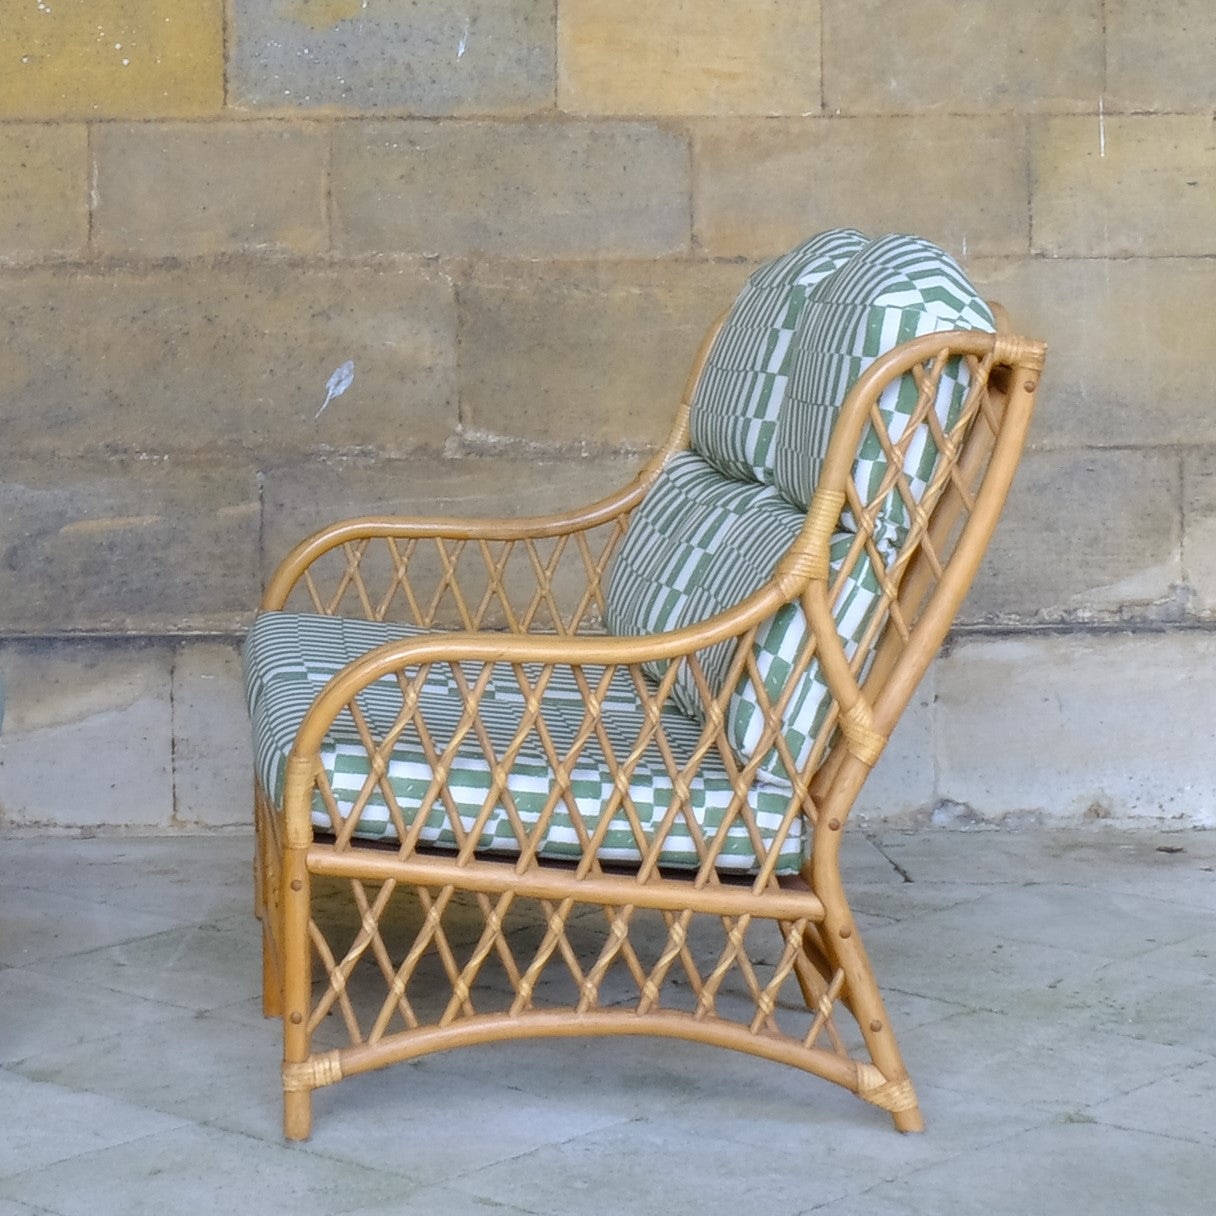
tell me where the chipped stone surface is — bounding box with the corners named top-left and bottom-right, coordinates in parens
top-left (0, 264), bottom-right (457, 460)
top-left (0, 457), bottom-right (260, 636)
top-left (558, 0), bottom-right (821, 116)
top-left (935, 633), bottom-right (1216, 826)
top-left (822, 0), bottom-right (1103, 114)
top-left (458, 260), bottom-right (745, 445)
top-left (963, 448), bottom-right (1183, 625)
top-left (970, 256), bottom-right (1216, 450)
top-left (1182, 447), bottom-right (1216, 618)
top-left (1032, 115), bottom-right (1216, 258)
top-left (694, 117), bottom-right (1029, 260)
top-left (1106, 0), bottom-right (1216, 111)
top-left (171, 644), bottom-right (251, 829)
top-left (0, 125), bottom-right (88, 261)
top-left (0, 0), bottom-right (223, 119)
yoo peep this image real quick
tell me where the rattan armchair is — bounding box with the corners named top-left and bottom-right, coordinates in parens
top-left (246, 231), bottom-right (1045, 1140)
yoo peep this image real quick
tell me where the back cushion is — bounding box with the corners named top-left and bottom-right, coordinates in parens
top-left (604, 451), bottom-right (804, 721)
top-left (607, 231), bottom-right (994, 787)
top-left (689, 228), bottom-right (867, 484)
top-left (605, 229), bottom-right (867, 711)
top-left (771, 233), bottom-right (996, 549)
top-left (604, 452), bottom-right (886, 783)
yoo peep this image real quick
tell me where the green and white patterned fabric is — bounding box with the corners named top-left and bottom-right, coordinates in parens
top-left (244, 611), bottom-right (807, 874)
top-left (604, 231), bottom-right (993, 786)
top-left (603, 451), bottom-right (805, 720)
top-left (771, 233), bottom-right (995, 548)
top-left (689, 228), bottom-right (867, 484)
top-left (726, 532), bottom-right (883, 784)
top-left (601, 454), bottom-right (885, 787)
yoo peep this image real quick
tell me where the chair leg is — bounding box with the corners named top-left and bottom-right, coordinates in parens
top-left (284, 1089), bottom-right (313, 1142)
top-left (281, 842), bottom-right (314, 1140)
top-left (262, 922), bottom-right (283, 1019)
top-left (841, 938), bottom-right (924, 1133)
top-left (254, 799), bottom-right (284, 1017)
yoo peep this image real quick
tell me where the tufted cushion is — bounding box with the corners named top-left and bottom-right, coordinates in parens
top-left (689, 228), bottom-right (867, 484)
top-left (243, 611), bottom-right (806, 873)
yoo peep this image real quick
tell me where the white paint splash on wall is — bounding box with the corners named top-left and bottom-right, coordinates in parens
top-left (316, 360), bottom-right (355, 419)
top-left (1098, 97), bottom-right (1106, 158)
top-left (458, 17), bottom-right (471, 60)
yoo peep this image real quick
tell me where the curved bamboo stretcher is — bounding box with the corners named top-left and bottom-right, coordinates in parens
top-left (253, 307), bottom-right (1045, 1141)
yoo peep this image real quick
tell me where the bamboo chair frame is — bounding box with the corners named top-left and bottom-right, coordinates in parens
top-left (253, 309), bottom-right (1045, 1140)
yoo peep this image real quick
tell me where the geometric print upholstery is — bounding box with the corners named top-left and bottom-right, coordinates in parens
top-left (602, 453), bottom-right (886, 786)
top-left (689, 228), bottom-right (867, 484)
top-left (727, 531), bottom-right (883, 786)
top-left (771, 233), bottom-right (995, 551)
top-left (606, 231), bottom-right (994, 786)
top-left (603, 451), bottom-right (805, 718)
top-left (243, 611), bottom-right (807, 874)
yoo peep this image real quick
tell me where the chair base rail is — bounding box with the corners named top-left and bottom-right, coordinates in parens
top-left (307, 843), bottom-right (827, 923)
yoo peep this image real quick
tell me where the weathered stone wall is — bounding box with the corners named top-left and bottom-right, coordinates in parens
top-left (1, 2), bottom-right (1214, 829)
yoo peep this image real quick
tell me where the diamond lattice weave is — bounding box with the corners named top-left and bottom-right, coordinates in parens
top-left (603, 453), bottom-right (884, 784)
top-left (244, 611), bottom-right (808, 874)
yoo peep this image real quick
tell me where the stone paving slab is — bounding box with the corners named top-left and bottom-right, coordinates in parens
top-left (0, 1123), bottom-right (409, 1216)
top-left (0, 827), bottom-right (1212, 1213)
top-left (814, 1120), bottom-right (1216, 1216)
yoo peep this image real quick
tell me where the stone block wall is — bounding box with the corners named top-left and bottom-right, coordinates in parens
top-left (1, 2), bottom-right (1214, 829)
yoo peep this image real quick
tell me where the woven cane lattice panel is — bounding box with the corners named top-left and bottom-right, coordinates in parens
top-left (245, 613), bottom-right (814, 874)
top-left (302, 877), bottom-right (857, 1067)
top-left (276, 515), bottom-right (632, 635)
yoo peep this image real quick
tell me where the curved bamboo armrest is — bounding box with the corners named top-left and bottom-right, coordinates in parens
top-left (287, 571), bottom-right (807, 759)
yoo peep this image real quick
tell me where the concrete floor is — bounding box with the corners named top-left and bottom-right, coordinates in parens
top-left (0, 827), bottom-right (1213, 1215)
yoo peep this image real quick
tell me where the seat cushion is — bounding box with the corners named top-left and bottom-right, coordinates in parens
top-left (688, 228), bottom-right (867, 485)
top-left (771, 233), bottom-right (995, 550)
top-left (244, 611), bottom-right (807, 875)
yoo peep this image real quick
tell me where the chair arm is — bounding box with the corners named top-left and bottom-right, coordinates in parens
top-left (288, 574), bottom-right (802, 762)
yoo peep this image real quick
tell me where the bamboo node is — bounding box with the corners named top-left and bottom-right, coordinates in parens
top-left (842, 700), bottom-right (886, 766)
top-left (283, 1051), bottom-right (344, 1092)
